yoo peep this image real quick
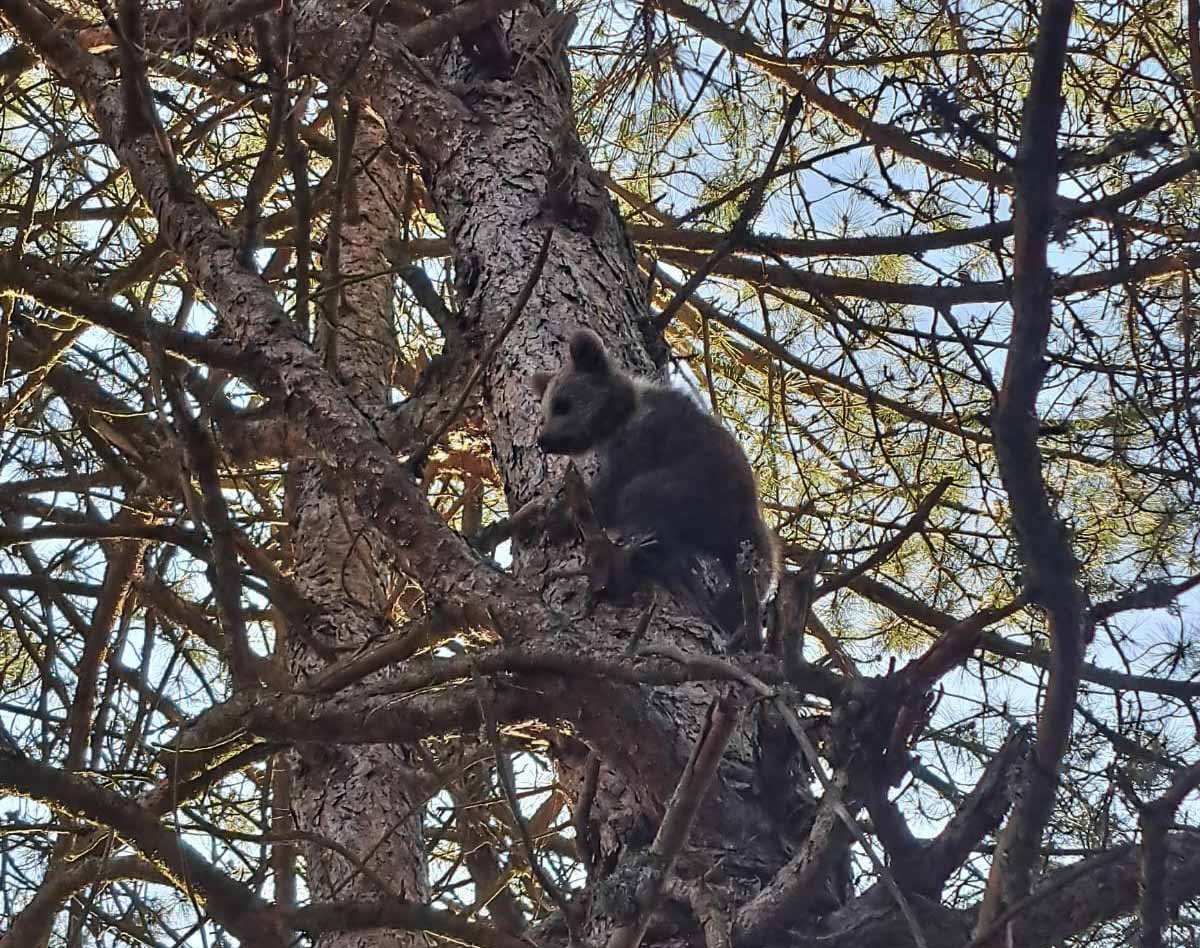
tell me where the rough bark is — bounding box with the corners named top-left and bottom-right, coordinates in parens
top-left (417, 10), bottom-right (804, 901)
top-left (286, 117), bottom-right (429, 948)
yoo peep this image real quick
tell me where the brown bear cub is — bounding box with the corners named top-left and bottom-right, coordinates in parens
top-left (532, 328), bottom-right (779, 640)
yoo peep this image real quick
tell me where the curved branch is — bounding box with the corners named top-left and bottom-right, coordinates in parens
top-left (979, 0), bottom-right (1087, 928)
top-left (0, 855), bottom-right (164, 948)
top-left (0, 749), bottom-right (289, 948)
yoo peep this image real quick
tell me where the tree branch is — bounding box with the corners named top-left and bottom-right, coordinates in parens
top-left (607, 691), bottom-right (742, 948)
top-left (0, 748), bottom-right (290, 948)
top-left (978, 0), bottom-right (1087, 931)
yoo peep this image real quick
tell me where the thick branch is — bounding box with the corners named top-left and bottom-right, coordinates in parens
top-left (921, 729), bottom-right (1030, 894)
top-left (607, 692), bottom-right (742, 948)
top-left (1007, 832), bottom-right (1200, 948)
top-left (732, 773), bottom-right (851, 946)
top-left (979, 0), bottom-right (1087, 929)
top-left (1135, 761), bottom-right (1200, 948)
top-left (287, 899), bottom-right (535, 948)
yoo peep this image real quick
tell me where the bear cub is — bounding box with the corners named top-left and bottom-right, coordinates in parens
top-left (532, 328), bottom-right (779, 638)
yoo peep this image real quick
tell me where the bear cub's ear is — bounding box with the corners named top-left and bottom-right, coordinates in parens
top-left (532, 371), bottom-right (554, 397)
top-left (568, 328), bottom-right (609, 374)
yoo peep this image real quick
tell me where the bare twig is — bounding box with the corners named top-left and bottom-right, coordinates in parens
top-left (574, 750), bottom-right (602, 882)
top-left (654, 94), bottom-right (803, 332)
top-left (815, 477), bottom-right (953, 599)
top-left (155, 352), bottom-right (258, 689)
top-left (474, 671), bottom-right (578, 929)
top-left (238, 22), bottom-right (288, 267)
top-left (410, 229), bottom-right (553, 469)
top-left (606, 690), bottom-right (741, 948)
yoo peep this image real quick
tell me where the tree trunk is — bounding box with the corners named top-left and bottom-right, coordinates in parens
top-left (420, 9), bottom-right (804, 925)
top-left (287, 116), bottom-right (429, 947)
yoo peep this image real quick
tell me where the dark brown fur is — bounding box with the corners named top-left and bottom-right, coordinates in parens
top-left (532, 329), bottom-right (779, 634)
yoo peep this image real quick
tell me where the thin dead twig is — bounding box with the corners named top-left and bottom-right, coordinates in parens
top-left (411, 229), bottom-right (553, 470)
top-left (605, 690), bottom-right (742, 948)
top-left (474, 672), bottom-right (580, 932)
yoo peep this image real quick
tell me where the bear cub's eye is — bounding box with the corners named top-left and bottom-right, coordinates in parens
top-left (551, 398), bottom-right (571, 416)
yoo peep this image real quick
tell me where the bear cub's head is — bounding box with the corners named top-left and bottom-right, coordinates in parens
top-left (532, 329), bottom-right (637, 455)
